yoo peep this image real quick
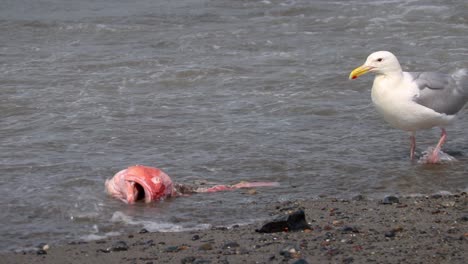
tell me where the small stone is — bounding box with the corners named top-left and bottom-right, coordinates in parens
top-left (442, 201), bottom-right (456, 207)
top-left (191, 234), bottom-right (200, 241)
top-left (36, 249), bottom-right (47, 255)
top-left (385, 230), bottom-right (396, 238)
top-left (139, 228), bottom-right (149, 234)
top-left (460, 216), bottom-right (468, 221)
top-left (108, 241), bottom-right (129, 252)
top-left (246, 189), bottom-right (257, 195)
top-left (164, 246), bottom-right (181, 253)
top-left (340, 226), bottom-right (359, 233)
top-left (279, 244), bottom-right (300, 259)
top-left (199, 243), bottom-right (213, 251)
top-left (332, 220), bottom-right (344, 226)
top-left (382, 196), bottom-right (399, 204)
top-left (222, 242), bottom-right (240, 249)
top-left (193, 259), bottom-right (211, 264)
top-left (68, 241), bottom-right (84, 245)
top-left (181, 256), bottom-right (196, 264)
top-left (292, 259), bottom-right (309, 264)
top-left (352, 195), bottom-right (365, 201)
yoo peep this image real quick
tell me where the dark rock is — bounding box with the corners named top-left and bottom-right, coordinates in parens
top-left (192, 234), bottom-right (200, 241)
top-left (385, 230), bottom-right (396, 238)
top-left (181, 256), bottom-right (196, 264)
top-left (165, 246), bottom-right (181, 253)
top-left (109, 240), bottom-right (129, 252)
top-left (460, 216), bottom-right (468, 221)
top-left (352, 194), bottom-right (365, 201)
top-left (68, 241), bottom-right (88, 245)
top-left (139, 228), bottom-right (149, 234)
top-left (193, 259), bottom-right (211, 264)
top-left (36, 249), bottom-right (47, 255)
top-left (292, 259), bottom-right (309, 264)
top-left (222, 242), bottom-right (240, 249)
top-left (339, 226), bottom-right (359, 233)
top-left (256, 210), bottom-right (311, 233)
top-left (382, 196), bottom-right (399, 204)
top-left (431, 193), bottom-right (443, 199)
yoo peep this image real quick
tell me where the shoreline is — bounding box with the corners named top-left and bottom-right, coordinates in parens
top-left (3, 193), bottom-right (467, 264)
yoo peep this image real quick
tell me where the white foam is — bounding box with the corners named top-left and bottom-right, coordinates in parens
top-left (80, 232), bottom-right (121, 242)
top-left (110, 211), bottom-right (211, 232)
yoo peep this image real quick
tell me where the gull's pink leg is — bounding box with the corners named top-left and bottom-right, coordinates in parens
top-left (410, 132), bottom-right (416, 160)
top-left (427, 128), bottom-right (447, 163)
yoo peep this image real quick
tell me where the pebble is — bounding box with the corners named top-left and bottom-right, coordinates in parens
top-left (198, 243), bottom-right (213, 251)
top-left (222, 242), bottom-right (240, 249)
top-left (36, 249), bottom-right (47, 255)
top-left (382, 196), bottom-right (399, 204)
top-left (352, 194), bottom-right (365, 201)
top-left (442, 201), bottom-right (456, 207)
top-left (385, 230), bottom-right (396, 238)
top-left (246, 189), bottom-right (257, 195)
top-left (332, 220), bottom-right (344, 226)
top-left (339, 226), bottom-right (359, 233)
top-left (279, 244), bottom-right (300, 259)
top-left (108, 240), bottom-right (129, 252)
top-left (164, 246), bottom-right (181, 253)
top-left (181, 256), bottom-right (196, 264)
top-left (139, 228), bottom-right (149, 234)
top-left (292, 259), bottom-right (309, 264)
top-left (192, 234), bottom-right (201, 241)
top-left (460, 216), bottom-right (468, 222)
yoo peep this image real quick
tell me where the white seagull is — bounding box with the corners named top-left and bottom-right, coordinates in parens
top-left (349, 51), bottom-right (468, 163)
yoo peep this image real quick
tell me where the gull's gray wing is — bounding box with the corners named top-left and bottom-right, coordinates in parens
top-left (409, 70), bottom-right (468, 115)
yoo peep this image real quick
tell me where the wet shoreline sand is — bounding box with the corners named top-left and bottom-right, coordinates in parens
top-left (3, 193), bottom-right (467, 264)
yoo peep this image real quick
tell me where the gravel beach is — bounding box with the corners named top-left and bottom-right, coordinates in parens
top-left (3, 193), bottom-right (467, 264)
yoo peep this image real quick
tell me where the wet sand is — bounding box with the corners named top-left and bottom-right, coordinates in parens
top-left (3, 193), bottom-right (467, 264)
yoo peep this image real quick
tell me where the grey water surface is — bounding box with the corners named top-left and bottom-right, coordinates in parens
top-left (1, 0), bottom-right (467, 251)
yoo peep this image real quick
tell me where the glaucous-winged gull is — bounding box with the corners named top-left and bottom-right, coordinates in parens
top-left (349, 51), bottom-right (468, 163)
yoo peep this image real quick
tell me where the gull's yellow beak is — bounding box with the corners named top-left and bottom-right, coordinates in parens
top-left (349, 65), bottom-right (373, 80)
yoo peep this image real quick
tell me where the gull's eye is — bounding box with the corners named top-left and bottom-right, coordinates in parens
top-left (377, 58), bottom-right (383, 62)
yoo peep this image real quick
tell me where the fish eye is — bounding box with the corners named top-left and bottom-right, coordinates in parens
top-left (377, 58), bottom-right (383, 62)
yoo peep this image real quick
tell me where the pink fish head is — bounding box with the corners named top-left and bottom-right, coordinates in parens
top-left (105, 165), bottom-right (174, 204)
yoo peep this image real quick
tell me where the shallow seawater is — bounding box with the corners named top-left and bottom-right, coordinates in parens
top-left (1, 0), bottom-right (467, 251)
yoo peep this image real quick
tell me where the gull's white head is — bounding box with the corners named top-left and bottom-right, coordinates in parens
top-left (349, 51), bottom-right (402, 79)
